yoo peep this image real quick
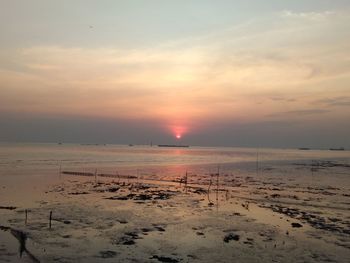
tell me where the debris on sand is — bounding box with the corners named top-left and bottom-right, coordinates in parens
top-left (134, 194), bottom-right (153, 200)
top-left (96, 250), bottom-right (118, 258)
top-left (106, 194), bottom-right (134, 200)
top-left (153, 225), bottom-right (166, 232)
top-left (52, 218), bottom-right (71, 225)
top-left (106, 190), bottom-right (175, 201)
top-left (113, 231), bottom-right (142, 245)
top-left (107, 187), bottom-right (119, 192)
top-left (192, 188), bottom-right (207, 194)
top-left (0, 206), bottom-right (17, 210)
top-left (223, 233), bottom-right (240, 243)
top-left (151, 255), bottom-right (181, 262)
top-left (291, 222), bottom-right (303, 228)
top-left (68, 191), bottom-right (89, 195)
top-left (269, 205), bottom-right (347, 233)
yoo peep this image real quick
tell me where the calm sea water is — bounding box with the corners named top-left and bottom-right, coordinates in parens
top-left (0, 143), bottom-right (349, 183)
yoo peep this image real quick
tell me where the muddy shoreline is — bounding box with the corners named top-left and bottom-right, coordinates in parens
top-left (1, 168), bottom-right (349, 262)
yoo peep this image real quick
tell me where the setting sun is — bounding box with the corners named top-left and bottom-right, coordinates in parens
top-left (0, 1), bottom-right (349, 262)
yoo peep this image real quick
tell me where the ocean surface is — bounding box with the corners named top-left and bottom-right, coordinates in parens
top-left (0, 143), bottom-right (349, 187)
top-left (0, 143), bottom-right (350, 263)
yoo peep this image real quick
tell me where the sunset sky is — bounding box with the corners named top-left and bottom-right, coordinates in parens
top-left (0, 0), bottom-right (349, 148)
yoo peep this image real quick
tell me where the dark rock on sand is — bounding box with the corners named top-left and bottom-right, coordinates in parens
top-left (141, 227), bottom-right (151, 232)
top-left (224, 233), bottom-right (240, 243)
top-left (134, 194), bottom-right (153, 200)
top-left (113, 231), bottom-right (143, 245)
top-left (68, 191), bottom-right (89, 195)
top-left (154, 225), bottom-right (166, 232)
top-left (151, 255), bottom-right (181, 263)
top-left (122, 239), bottom-right (135, 245)
top-left (153, 192), bottom-right (172, 200)
top-left (108, 187), bottom-right (119, 193)
top-left (97, 250), bottom-right (117, 258)
top-left (192, 188), bottom-right (207, 194)
top-left (106, 194), bottom-right (135, 200)
top-left (291, 222), bottom-right (303, 228)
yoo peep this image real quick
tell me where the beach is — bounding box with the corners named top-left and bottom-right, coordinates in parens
top-left (0, 143), bottom-right (349, 262)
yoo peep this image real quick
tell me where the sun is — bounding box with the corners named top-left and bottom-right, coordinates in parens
top-left (168, 124), bottom-right (187, 140)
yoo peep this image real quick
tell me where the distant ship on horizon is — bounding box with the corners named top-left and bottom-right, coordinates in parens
top-left (329, 147), bottom-right (345, 151)
top-left (158, 144), bottom-right (189, 148)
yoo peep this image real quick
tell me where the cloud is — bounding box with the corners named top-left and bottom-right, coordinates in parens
top-left (281, 10), bottom-right (335, 21)
top-left (0, 9), bottom-right (349, 138)
top-left (268, 109), bottom-right (330, 118)
top-left (315, 96), bottom-right (350, 107)
top-left (269, 96), bottom-right (297, 102)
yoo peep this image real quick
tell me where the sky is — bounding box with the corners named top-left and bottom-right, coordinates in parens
top-left (0, 0), bottom-right (349, 148)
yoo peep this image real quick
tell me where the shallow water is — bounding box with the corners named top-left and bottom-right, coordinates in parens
top-left (1, 143), bottom-right (349, 205)
top-left (1, 143), bottom-right (349, 176)
top-left (0, 143), bottom-right (350, 262)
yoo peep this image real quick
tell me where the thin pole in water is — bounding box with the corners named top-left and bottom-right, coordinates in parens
top-left (216, 165), bottom-right (220, 206)
top-left (137, 169), bottom-right (139, 186)
top-left (256, 148), bottom-right (259, 176)
top-left (49, 211), bottom-right (52, 229)
top-left (207, 176), bottom-right (212, 204)
top-left (25, 209), bottom-right (28, 225)
top-left (59, 163), bottom-right (62, 179)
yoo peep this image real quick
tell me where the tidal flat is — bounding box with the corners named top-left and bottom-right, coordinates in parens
top-left (0, 144), bottom-right (349, 262)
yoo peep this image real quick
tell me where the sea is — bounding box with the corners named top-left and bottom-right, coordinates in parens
top-left (0, 143), bottom-right (349, 188)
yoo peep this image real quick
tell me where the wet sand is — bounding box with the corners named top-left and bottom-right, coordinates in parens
top-left (1, 164), bottom-right (350, 263)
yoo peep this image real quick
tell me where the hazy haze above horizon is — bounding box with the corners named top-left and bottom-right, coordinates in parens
top-left (0, 0), bottom-right (349, 148)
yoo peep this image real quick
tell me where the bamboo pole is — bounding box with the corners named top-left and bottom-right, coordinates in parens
top-left (49, 211), bottom-right (52, 229)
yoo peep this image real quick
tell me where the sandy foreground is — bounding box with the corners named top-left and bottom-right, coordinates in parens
top-left (0, 166), bottom-right (350, 263)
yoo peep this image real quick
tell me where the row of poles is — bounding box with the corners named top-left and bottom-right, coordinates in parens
top-left (24, 209), bottom-right (53, 229)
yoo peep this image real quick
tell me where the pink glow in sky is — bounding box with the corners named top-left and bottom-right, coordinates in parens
top-left (0, 2), bottom-right (349, 147)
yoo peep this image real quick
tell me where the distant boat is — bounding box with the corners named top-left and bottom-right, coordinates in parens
top-left (158, 144), bottom-right (189, 148)
top-left (329, 147), bottom-right (345, 151)
top-left (128, 144), bottom-right (134, 147)
top-left (298, 147), bottom-right (310, 150)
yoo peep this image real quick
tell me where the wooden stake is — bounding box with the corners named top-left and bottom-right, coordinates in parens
top-left (59, 163), bottom-right (62, 179)
top-left (49, 211), bottom-right (52, 229)
top-left (136, 169), bottom-right (139, 186)
top-left (25, 209), bottom-right (28, 225)
top-left (256, 149), bottom-right (259, 176)
top-left (116, 171), bottom-right (120, 184)
top-left (207, 177), bottom-right (212, 204)
top-left (216, 166), bottom-right (219, 204)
